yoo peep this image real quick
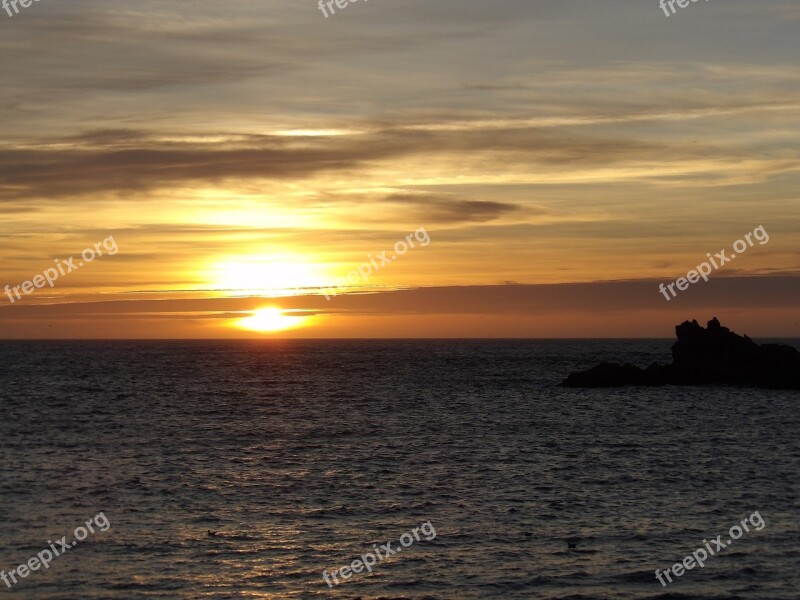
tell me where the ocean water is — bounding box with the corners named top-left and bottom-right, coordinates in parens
top-left (0, 340), bottom-right (798, 599)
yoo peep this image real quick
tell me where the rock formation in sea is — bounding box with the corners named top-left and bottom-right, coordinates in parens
top-left (561, 317), bottom-right (800, 389)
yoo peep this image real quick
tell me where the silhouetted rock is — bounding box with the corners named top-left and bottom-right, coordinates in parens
top-left (561, 318), bottom-right (800, 389)
top-left (559, 362), bottom-right (647, 387)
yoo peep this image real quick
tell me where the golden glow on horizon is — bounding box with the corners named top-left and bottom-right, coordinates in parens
top-left (234, 307), bottom-right (311, 333)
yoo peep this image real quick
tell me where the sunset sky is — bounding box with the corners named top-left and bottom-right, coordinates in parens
top-left (1, 0), bottom-right (798, 338)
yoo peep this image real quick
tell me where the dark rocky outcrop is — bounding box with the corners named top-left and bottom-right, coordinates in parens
top-left (561, 318), bottom-right (800, 389)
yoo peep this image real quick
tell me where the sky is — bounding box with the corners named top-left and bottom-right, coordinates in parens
top-left (0, 0), bottom-right (798, 338)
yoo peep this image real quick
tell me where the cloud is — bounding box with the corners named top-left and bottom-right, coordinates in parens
top-left (383, 193), bottom-right (525, 223)
top-left (2, 275), bottom-right (799, 338)
top-left (3, 276), bottom-right (799, 318)
top-left (2, 120), bottom-right (782, 201)
top-left (0, 132), bottom-right (383, 200)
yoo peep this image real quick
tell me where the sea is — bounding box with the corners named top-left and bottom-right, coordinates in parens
top-left (1, 340), bottom-right (798, 599)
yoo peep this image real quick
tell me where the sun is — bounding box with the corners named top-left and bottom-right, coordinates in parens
top-left (210, 256), bottom-right (327, 297)
top-left (234, 307), bottom-right (310, 333)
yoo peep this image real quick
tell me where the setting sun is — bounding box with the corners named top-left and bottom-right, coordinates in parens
top-left (210, 257), bottom-right (329, 297)
top-left (234, 307), bottom-right (311, 333)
